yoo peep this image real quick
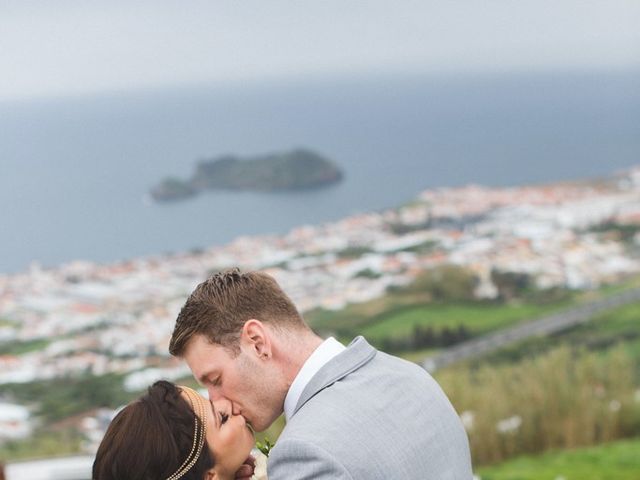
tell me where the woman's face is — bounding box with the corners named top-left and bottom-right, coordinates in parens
top-left (183, 390), bottom-right (255, 479)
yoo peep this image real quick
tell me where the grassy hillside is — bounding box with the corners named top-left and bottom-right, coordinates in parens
top-left (477, 437), bottom-right (640, 480)
top-left (360, 302), bottom-right (562, 339)
top-left (307, 291), bottom-right (572, 346)
top-left (481, 301), bottom-right (640, 366)
top-left (306, 276), bottom-right (640, 355)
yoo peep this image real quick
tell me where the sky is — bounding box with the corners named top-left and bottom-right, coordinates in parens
top-left (1, 0), bottom-right (639, 102)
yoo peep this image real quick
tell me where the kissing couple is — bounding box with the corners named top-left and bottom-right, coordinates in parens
top-left (93, 269), bottom-right (473, 479)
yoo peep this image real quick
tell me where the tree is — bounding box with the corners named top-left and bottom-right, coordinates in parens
top-left (491, 269), bottom-right (531, 301)
top-left (409, 265), bottom-right (478, 302)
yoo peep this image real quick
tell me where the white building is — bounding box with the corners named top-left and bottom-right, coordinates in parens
top-left (0, 402), bottom-right (31, 440)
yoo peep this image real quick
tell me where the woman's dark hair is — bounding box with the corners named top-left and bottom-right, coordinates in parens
top-left (93, 380), bottom-right (214, 480)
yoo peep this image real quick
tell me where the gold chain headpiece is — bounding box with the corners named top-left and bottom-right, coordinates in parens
top-left (165, 386), bottom-right (208, 480)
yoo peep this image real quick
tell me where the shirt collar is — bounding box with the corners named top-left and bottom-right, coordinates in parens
top-left (283, 337), bottom-right (346, 420)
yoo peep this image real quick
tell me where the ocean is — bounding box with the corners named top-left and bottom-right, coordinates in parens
top-left (0, 70), bottom-right (638, 273)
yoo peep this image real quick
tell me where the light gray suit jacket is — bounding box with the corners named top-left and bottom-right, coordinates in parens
top-left (268, 337), bottom-right (473, 479)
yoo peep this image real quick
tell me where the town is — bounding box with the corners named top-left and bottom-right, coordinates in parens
top-left (1, 167), bottom-right (640, 454)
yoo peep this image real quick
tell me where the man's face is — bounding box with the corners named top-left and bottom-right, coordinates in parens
top-left (182, 334), bottom-right (285, 432)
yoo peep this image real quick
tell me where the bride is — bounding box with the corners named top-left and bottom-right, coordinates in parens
top-left (93, 380), bottom-right (257, 480)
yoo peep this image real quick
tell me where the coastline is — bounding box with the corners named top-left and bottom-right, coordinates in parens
top-left (1, 165), bottom-right (640, 463)
top-left (2, 70), bottom-right (638, 273)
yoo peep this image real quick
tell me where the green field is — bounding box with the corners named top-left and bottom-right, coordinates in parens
top-left (556, 302), bottom-right (640, 362)
top-left (477, 437), bottom-right (640, 480)
top-left (306, 276), bottom-right (640, 361)
top-left (582, 303), bottom-right (640, 340)
top-left (481, 301), bottom-right (640, 366)
top-left (0, 429), bottom-right (83, 462)
top-left (307, 292), bottom-right (572, 340)
top-left (360, 302), bottom-right (563, 340)
top-left (0, 338), bottom-right (50, 355)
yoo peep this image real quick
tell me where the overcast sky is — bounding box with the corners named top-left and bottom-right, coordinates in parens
top-left (1, 0), bottom-right (639, 101)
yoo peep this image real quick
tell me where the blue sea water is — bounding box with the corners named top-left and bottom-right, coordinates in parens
top-left (0, 71), bottom-right (638, 273)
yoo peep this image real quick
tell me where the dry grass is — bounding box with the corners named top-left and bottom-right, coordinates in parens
top-left (437, 346), bottom-right (640, 465)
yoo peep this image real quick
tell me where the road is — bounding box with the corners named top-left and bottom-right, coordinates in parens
top-left (421, 287), bottom-right (640, 372)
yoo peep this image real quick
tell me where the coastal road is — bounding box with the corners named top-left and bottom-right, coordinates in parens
top-left (421, 287), bottom-right (640, 372)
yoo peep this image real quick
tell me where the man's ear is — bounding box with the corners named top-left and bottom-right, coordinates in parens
top-left (240, 319), bottom-right (272, 359)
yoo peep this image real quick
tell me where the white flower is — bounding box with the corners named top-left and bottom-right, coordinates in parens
top-left (496, 415), bottom-right (522, 434)
top-left (251, 450), bottom-right (269, 480)
top-left (460, 411), bottom-right (475, 431)
top-left (609, 400), bottom-right (621, 412)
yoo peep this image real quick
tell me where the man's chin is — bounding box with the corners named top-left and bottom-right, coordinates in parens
top-left (246, 411), bottom-right (282, 433)
top-left (250, 423), bottom-right (266, 433)
top-left (249, 420), bottom-right (271, 433)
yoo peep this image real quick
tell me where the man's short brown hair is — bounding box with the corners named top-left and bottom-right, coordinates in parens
top-left (169, 269), bottom-right (305, 356)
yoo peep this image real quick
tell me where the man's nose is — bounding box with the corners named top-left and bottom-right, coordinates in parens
top-left (207, 386), bottom-right (223, 401)
top-left (210, 396), bottom-right (241, 416)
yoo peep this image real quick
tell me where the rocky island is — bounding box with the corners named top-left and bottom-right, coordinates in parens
top-left (150, 148), bottom-right (343, 202)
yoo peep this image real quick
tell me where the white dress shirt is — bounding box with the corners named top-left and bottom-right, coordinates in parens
top-left (283, 337), bottom-right (346, 421)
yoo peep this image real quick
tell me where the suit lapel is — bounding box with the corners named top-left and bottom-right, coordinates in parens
top-left (292, 336), bottom-right (377, 417)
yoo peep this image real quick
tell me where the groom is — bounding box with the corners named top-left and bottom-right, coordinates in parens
top-left (169, 269), bottom-right (472, 479)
